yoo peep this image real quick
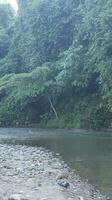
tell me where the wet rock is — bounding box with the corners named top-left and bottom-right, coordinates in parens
top-left (57, 180), bottom-right (70, 188)
top-left (104, 196), bottom-right (111, 200)
top-left (91, 188), bottom-right (100, 198)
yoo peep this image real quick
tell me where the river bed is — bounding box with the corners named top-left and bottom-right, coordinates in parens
top-left (0, 128), bottom-right (112, 197)
top-left (0, 143), bottom-right (104, 200)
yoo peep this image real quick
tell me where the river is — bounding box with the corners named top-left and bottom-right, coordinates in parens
top-left (0, 128), bottom-right (112, 197)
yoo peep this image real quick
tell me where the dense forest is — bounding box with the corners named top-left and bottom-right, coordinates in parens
top-left (0, 0), bottom-right (112, 129)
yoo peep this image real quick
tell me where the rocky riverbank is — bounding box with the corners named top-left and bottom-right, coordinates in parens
top-left (0, 144), bottom-right (106, 200)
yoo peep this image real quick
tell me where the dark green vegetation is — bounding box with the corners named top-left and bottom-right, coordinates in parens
top-left (0, 0), bottom-right (112, 129)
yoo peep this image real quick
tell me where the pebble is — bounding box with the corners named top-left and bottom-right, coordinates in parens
top-left (79, 196), bottom-right (84, 200)
top-left (56, 153), bottom-right (60, 156)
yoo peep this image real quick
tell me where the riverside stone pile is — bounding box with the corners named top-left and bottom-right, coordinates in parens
top-left (0, 144), bottom-right (105, 200)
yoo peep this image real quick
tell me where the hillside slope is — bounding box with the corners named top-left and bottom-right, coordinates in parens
top-left (0, 0), bottom-right (112, 129)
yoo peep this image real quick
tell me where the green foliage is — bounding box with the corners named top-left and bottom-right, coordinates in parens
top-left (0, 0), bottom-right (111, 129)
top-left (0, 4), bottom-right (14, 59)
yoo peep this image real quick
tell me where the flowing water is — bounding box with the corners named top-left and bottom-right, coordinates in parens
top-left (0, 128), bottom-right (112, 197)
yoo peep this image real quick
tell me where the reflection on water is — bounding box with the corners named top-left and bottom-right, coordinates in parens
top-left (0, 128), bottom-right (112, 196)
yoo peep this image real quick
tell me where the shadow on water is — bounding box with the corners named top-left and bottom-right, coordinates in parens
top-left (0, 128), bottom-right (112, 197)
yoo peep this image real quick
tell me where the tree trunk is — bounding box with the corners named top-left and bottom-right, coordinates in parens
top-left (48, 97), bottom-right (58, 118)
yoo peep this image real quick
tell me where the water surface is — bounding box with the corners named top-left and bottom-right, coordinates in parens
top-left (0, 128), bottom-right (112, 196)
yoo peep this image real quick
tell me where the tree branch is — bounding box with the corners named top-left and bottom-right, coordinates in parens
top-left (48, 97), bottom-right (58, 118)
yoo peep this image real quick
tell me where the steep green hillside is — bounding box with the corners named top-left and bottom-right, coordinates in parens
top-left (0, 0), bottom-right (112, 129)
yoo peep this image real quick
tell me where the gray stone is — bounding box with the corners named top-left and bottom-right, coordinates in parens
top-left (57, 180), bottom-right (70, 188)
top-left (104, 196), bottom-right (111, 200)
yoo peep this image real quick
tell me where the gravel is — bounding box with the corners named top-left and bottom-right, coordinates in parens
top-left (0, 144), bottom-right (104, 200)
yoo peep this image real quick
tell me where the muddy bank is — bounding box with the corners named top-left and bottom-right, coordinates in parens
top-left (0, 144), bottom-right (106, 200)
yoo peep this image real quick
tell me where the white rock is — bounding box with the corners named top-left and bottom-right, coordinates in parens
top-left (8, 194), bottom-right (28, 200)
